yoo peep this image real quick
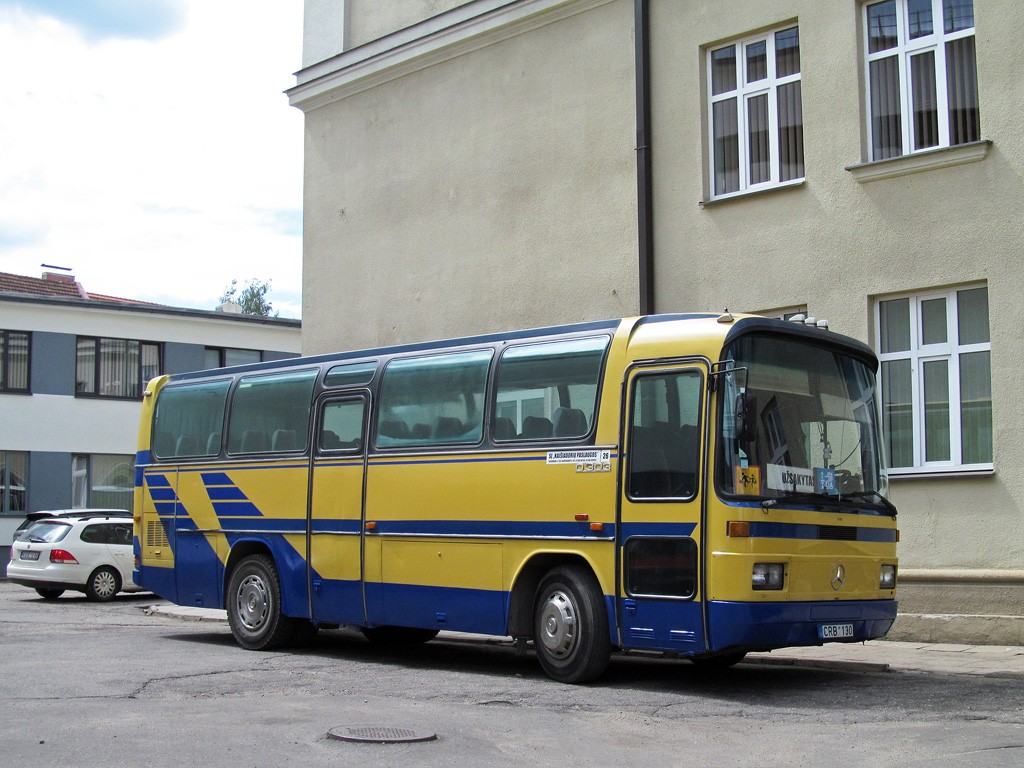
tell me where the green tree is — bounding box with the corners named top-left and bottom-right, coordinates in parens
top-left (219, 278), bottom-right (278, 317)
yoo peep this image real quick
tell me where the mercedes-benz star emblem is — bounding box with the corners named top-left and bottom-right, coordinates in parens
top-left (831, 564), bottom-right (846, 591)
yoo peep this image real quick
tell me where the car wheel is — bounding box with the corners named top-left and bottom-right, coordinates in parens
top-left (533, 565), bottom-right (611, 683)
top-left (359, 626), bottom-right (439, 645)
top-left (86, 566), bottom-right (121, 602)
top-left (226, 555), bottom-right (295, 651)
top-left (35, 588), bottom-right (65, 600)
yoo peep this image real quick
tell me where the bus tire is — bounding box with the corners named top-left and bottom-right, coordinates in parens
top-left (226, 555), bottom-right (294, 651)
top-left (533, 565), bottom-right (611, 683)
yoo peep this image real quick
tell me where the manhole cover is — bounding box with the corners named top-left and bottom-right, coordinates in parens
top-left (327, 726), bottom-right (437, 744)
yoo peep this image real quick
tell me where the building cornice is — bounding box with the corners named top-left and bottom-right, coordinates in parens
top-left (287, 0), bottom-right (617, 112)
top-left (0, 293), bottom-right (301, 328)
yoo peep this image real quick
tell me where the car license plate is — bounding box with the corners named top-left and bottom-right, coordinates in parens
top-left (20, 551), bottom-right (40, 561)
top-left (818, 623), bottom-right (854, 640)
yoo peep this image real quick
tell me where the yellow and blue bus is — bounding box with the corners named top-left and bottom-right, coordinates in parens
top-left (133, 313), bottom-right (897, 682)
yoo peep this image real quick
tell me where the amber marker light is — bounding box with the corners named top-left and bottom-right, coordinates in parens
top-left (365, 521), bottom-right (377, 531)
top-left (727, 521), bottom-right (751, 537)
top-left (590, 523), bottom-right (604, 532)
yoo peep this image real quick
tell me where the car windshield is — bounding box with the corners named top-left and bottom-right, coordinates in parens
top-left (17, 521), bottom-right (72, 544)
top-left (718, 333), bottom-right (889, 508)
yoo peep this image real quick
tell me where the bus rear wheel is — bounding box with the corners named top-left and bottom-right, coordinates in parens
top-left (226, 555), bottom-right (295, 651)
top-left (533, 565), bottom-right (611, 683)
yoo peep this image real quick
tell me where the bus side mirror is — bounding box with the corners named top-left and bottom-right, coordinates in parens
top-left (734, 393), bottom-right (757, 443)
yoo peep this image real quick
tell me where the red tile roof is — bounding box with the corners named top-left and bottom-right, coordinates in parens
top-left (0, 271), bottom-right (160, 305)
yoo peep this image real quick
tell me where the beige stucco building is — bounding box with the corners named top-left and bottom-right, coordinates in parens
top-left (289, 0), bottom-right (1024, 643)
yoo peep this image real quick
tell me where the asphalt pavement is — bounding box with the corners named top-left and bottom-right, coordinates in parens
top-left (148, 603), bottom-right (1024, 679)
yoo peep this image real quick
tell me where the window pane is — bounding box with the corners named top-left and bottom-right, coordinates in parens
top-left (625, 538), bottom-right (697, 598)
top-left (747, 94), bottom-right (770, 185)
top-left (99, 338), bottom-right (128, 397)
top-left (775, 27), bottom-right (800, 77)
top-left (713, 98), bottom-right (740, 195)
top-left (911, 51), bottom-right (939, 150)
top-left (90, 454), bottom-right (135, 510)
top-left (72, 455), bottom-right (89, 507)
top-left (943, 0), bottom-right (974, 33)
top-left (908, 0), bottom-right (934, 38)
top-left (204, 348), bottom-right (222, 369)
top-left (228, 370), bottom-right (318, 454)
top-left (126, 340), bottom-right (141, 398)
top-left (870, 55), bottom-right (903, 159)
top-left (5, 332), bottom-right (29, 390)
top-left (76, 339), bottom-right (96, 393)
top-left (880, 297), bottom-right (911, 353)
top-left (957, 287), bottom-right (989, 344)
top-left (923, 359), bottom-right (950, 462)
top-left (2, 451), bottom-right (28, 513)
top-left (224, 348), bottom-right (261, 367)
top-left (882, 360), bottom-right (913, 467)
top-left (0, 333), bottom-right (4, 388)
top-left (153, 380), bottom-right (231, 459)
top-left (378, 351), bottom-right (492, 447)
top-left (778, 81), bottom-right (804, 181)
top-left (325, 360), bottom-right (377, 387)
top-left (960, 350), bottom-right (991, 464)
top-left (711, 45), bottom-right (736, 95)
top-left (142, 344), bottom-right (160, 389)
top-left (320, 399), bottom-right (366, 451)
top-left (947, 36), bottom-right (980, 145)
top-left (746, 40), bottom-right (767, 83)
top-left (920, 297), bottom-right (947, 345)
top-left (868, 1), bottom-right (898, 53)
top-left (495, 337), bottom-right (607, 441)
top-left (629, 371), bottom-right (702, 499)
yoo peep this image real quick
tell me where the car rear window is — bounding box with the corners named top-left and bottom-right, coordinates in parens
top-left (17, 521), bottom-right (72, 543)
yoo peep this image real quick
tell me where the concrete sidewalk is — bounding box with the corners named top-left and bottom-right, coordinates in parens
top-left (146, 603), bottom-right (1024, 678)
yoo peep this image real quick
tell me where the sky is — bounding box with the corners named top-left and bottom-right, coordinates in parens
top-left (0, 0), bottom-right (305, 318)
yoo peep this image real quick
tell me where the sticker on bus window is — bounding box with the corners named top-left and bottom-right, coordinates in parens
top-left (816, 467), bottom-right (838, 495)
top-left (546, 449), bottom-right (609, 465)
top-left (735, 466), bottom-right (761, 495)
top-left (766, 464), bottom-right (814, 493)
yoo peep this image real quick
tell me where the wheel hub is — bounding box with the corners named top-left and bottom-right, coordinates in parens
top-left (237, 575), bottom-right (269, 631)
top-left (538, 589), bottom-right (577, 660)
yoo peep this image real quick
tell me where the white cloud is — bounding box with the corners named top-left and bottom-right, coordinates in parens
top-left (0, 0), bottom-right (304, 318)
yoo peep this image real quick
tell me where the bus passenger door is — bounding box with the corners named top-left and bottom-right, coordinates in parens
top-left (308, 394), bottom-right (369, 625)
top-left (618, 364), bottom-right (708, 654)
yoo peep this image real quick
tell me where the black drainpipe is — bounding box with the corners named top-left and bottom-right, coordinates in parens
top-left (634, 0), bottom-right (655, 315)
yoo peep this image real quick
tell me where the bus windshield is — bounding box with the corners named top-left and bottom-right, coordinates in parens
top-left (718, 333), bottom-right (890, 508)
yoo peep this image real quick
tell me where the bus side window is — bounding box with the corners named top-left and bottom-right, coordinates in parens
top-left (493, 336), bottom-right (609, 442)
top-left (227, 369), bottom-right (318, 455)
top-left (627, 371), bottom-right (702, 499)
top-left (320, 399), bottom-right (366, 452)
top-left (376, 350), bottom-right (492, 448)
top-left (152, 380), bottom-right (231, 460)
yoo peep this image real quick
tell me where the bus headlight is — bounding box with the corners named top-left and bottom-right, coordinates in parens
top-left (880, 564), bottom-right (897, 589)
top-left (752, 563), bottom-right (785, 590)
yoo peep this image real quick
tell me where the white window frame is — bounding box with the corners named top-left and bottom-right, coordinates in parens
top-left (863, 0), bottom-right (979, 161)
top-left (874, 285), bottom-right (992, 476)
top-left (707, 25), bottom-right (804, 200)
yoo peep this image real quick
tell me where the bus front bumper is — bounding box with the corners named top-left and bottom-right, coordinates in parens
top-left (707, 599), bottom-right (898, 652)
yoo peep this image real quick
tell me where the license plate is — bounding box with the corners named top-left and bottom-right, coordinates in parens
top-left (818, 623), bottom-right (854, 640)
top-left (20, 550), bottom-right (40, 561)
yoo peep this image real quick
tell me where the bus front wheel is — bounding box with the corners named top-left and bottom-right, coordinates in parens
top-left (226, 555), bottom-right (295, 651)
top-left (533, 565), bottom-right (611, 683)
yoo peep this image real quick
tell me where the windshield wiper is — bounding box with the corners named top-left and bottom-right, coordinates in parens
top-left (843, 490), bottom-right (898, 516)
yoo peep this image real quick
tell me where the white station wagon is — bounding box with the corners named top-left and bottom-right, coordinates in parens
top-left (7, 511), bottom-right (143, 601)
